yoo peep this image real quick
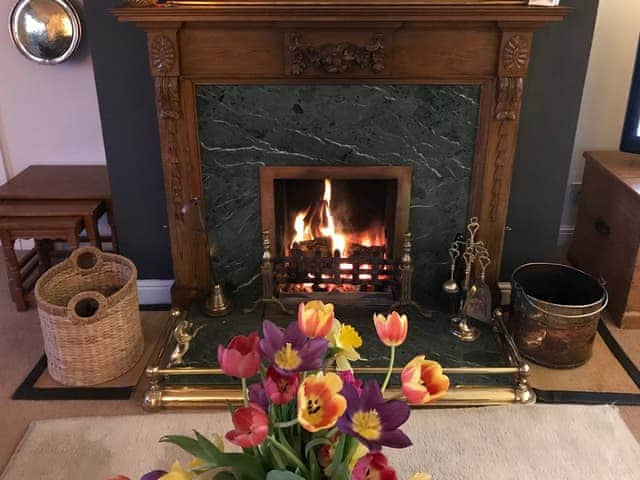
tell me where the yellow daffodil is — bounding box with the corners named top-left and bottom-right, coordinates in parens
top-left (211, 433), bottom-right (224, 452)
top-left (347, 442), bottom-right (369, 472)
top-left (409, 473), bottom-right (432, 480)
top-left (326, 319), bottom-right (363, 371)
top-left (297, 372), bottom-right (347, 432)
top-left (159, 461), bottom-right (196, 480)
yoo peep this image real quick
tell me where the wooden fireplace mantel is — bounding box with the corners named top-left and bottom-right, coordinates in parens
top-left (113, 1), bottom-right (569, 307)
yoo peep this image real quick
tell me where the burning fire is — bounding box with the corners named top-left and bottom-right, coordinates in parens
top-left (290, 178), bottom-right (385, 257)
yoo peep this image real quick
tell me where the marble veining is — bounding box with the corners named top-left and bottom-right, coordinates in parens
top-left (198, 85), bottom-right (480, 305)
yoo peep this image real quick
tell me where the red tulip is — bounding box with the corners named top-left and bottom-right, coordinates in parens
top-left (373, 311), bottom-right (408, 347)
top-left (401, 356), bottom-right (449, 405)
top-left (225, 403), bottom-right (269, 448)
top-left (263, 366), bottom-right (299, 405)
top-left (352, 452), bottom-right (398, 480)
top-left (217, 332), bottom-right (262, 378)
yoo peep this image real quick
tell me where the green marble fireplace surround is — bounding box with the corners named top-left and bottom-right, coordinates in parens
top-left (140, 85), bottom-right (532, 409)
top-left (198, 84), bottom-right (480, 306)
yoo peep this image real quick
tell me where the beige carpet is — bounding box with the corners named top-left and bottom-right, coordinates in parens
top-left (1, 406), bottom-right (639, 480)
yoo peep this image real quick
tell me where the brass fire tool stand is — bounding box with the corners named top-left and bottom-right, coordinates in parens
top-left (448, 217), bottom-right (492, 342)
top-left (244, 230), bottom-right (294, 315)
top-left (390, 233), bottom-right (431, 319)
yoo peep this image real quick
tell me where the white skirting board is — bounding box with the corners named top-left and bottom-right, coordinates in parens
top-left (136, 279), bottom-right (173, 306)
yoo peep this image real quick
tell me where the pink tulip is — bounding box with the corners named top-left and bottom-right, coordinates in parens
top-left (352, 452), bottom-right (398, 480)
top-left (338, 370), bottom-right (363, 395)
top-left (373, 311), bottom-right (408, 347)
top-left (225, 403), bottom-right (269, 448)
top-left (263, 366), bottom-right (299, 405)
top-left (401, 356), bottom-right (449, 405)
top-left (217, 332), bottom-right (262, 378)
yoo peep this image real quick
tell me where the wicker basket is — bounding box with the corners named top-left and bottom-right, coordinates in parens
top-left (34, 247), bottom-right (143, 386)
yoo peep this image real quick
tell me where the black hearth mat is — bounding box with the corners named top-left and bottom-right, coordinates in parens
top-left (12, 309), bottom-right (168, 401)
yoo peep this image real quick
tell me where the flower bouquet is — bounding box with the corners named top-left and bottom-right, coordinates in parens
top-left (115, 302), bottom-right (450, 480)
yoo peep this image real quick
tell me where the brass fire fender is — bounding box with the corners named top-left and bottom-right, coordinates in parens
top-left (143, 309), bottom-right (534, 410)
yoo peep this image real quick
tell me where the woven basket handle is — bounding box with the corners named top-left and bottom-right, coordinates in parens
top-left (67, 291), bottom-right (108, 325)
top-left (69, 247), bottom-right (104, 275)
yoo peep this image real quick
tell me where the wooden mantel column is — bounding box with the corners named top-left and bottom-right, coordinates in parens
top-left (146, 25), bottom-right (209, 305)
top-left (114, 2), bottom-right (569, 307)
top-left (477, 27), bottom-right (533, 284)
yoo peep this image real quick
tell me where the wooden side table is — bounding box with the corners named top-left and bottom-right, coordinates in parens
top-left (569, 151), bottom-right (640, 329)
top-left (0, 216), bottom-right (84, 311)
top-left (0, 165), bottom-right (118, 251)
top-left (0, 165), bottom-right (118, 311)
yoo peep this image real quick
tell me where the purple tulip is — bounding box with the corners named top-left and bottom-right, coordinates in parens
top-left (248, 381), bottom-right (269, 411)
top-left (259, 320), bottom-right (328, 375)
top-left (337, 380), bottom-right (412, 451)
top-left (140, 471), bottom-right (167, 480)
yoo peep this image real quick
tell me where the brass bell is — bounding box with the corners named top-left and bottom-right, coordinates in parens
top-left (202, 283), bottom-right (231, 317)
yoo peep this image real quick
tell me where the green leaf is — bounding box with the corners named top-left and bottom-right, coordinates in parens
top-left (194, 430), bottom-right (266, 480)
top-left (160, 435), bottom-right (206, 459)
top-left (308, 447), bottom-right (321, 480)
top-left (330, 434), bottom-right (346, 477)
top-left (265, 470), bottom-right (307, 480)
top-left (304, 438), bottom-right (333, 458)
top-left (331, 462), bottom-right (350, 480)
top-left (163, 431), bottom-right (265, 480)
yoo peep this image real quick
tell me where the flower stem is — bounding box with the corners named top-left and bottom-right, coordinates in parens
top-left (268, 435), bottom-right (310, 477)
top-left (241, 377), bottom-right (249, 407)
top-left (273, 418), bottom-right (299, 429)
top-left (381, 345), bottom-right (396, 393)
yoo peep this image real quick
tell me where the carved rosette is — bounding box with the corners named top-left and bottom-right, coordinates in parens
top-left (502, 35), bottom-right (529, 76)
top-left (288, 33), bottom-right (385, 76)
top-left (150, 35), bottom-right (176, 74)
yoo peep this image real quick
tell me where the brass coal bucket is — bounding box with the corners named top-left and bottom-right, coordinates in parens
top-left (510, 263), bottom-right (608, 368)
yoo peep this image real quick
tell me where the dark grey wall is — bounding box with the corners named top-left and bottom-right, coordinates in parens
top-left (84, 2), bottom-right (598, 282)
top-left (84, 0), bottom-right (173, 279)
top-left (502, 0), bottom-right (599, 279)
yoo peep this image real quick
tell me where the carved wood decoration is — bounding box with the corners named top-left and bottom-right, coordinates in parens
top-left (287, 33), bottom-right (385, 76)
top-left (113, 3), bottom-right (569, 307)
top-left (123, 0), bottom-right (155, 6)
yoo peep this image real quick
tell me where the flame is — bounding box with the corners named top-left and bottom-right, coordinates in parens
top-left (289, 178), bottom-right (385, 257)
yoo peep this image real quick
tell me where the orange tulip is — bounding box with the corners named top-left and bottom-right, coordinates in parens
top-left (298, 301), bottom-right (335, 339)
top-left (297, 372), bottom-right (347, 432)
top-left (373, 311), bottom-right (408, 347)
top-left (401, 356), bottom-right (449, 404)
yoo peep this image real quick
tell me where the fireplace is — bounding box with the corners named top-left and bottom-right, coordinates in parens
top-left (260, 166), bottom-right (411, 307)
top-left (113, 0), bottom-right (569, 410)
top-left (113, 1), bottom-right (570, 311)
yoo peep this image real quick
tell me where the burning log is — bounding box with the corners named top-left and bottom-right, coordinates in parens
top-left (292, 237), bottom-right (332, 257)
top-left (349, 244), bottom-right (386, 258)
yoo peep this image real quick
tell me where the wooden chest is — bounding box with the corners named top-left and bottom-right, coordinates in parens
top-left (569, 151), bottom-right (640, 329)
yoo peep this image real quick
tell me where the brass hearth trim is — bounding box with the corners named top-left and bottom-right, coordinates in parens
top-left (143, 309), bottom-right (535, 410)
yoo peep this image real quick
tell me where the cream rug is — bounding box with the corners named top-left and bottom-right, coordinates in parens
top-left (1, 406), bottom-right (639, 480)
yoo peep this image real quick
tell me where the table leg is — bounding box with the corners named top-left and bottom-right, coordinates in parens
top-left (105, 200), bottom-right (119, 253)
top-left (35, 239), bottom-right (53, 273)
top-left (0, 232), bottom-right (27, 311)
top-left (68, 228), bottom-right (80, 250)
top-left (84, 214), bottom-right (102, 250)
